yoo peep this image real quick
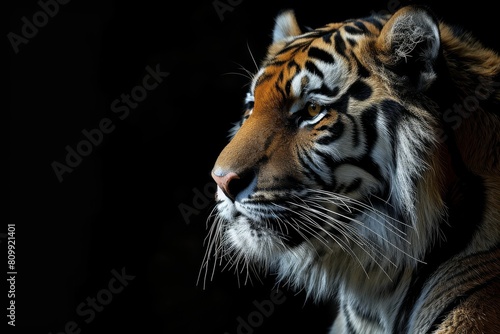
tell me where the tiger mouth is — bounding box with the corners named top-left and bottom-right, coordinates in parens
top-left (217, 187), bottom-right (397, 254)
top-left (233, 211), bottom-right (305, 247)
top-left (219, 193), bottom-right (350, 249)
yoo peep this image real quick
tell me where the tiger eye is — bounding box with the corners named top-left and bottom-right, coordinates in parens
top-left (307, 102), bottom-right (321, 117)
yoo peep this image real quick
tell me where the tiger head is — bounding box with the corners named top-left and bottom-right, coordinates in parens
top-left (205, 6), bottom-right (500, 301)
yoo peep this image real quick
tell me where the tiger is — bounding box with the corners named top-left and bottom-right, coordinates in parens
top-left (202, 5), bottom-right (500, 333)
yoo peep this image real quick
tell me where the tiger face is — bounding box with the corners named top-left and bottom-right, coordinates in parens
top-left (207, 7), bottom-right (443, 294)
top-left (204, 8), bottom-right (500, 324)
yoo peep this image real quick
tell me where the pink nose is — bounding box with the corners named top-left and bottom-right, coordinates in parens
top-left (211, 170), bottom-right (240, 201)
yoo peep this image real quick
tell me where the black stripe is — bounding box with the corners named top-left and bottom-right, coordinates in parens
top-left (322, 31), bottom-right (334, 44)
top-left (308, 46), bottom-right (335, 64)
top-left (305, 60), bottom-right (324, 79)
top-left (317, 121), bottom-right (344, 145)
top-left (255, 72), bottom-right (273, 87)
top-left (354, 21), bottom-right (370, 33)
top-left (353, 54), bottom-right (370, 78)
top-left (346, 156), bottom-right (382, 180)
top-left (344, 25), bottom-right (364, 35)
top-left (277, 70), bottom-right (284, 83)
top-left (274, 81), bottom-right (286, 101)
top-left (287, 59), bottom-right (299, 69)
top-left (360, 105), bottom-right (378, 154)
top-left (348, 22), bottom-right (369, 35)
top-left (326, 81), bottom-right (374, 115)
top-left (276, 40), bottom-right (312, 57)
top-left (363, 16), bottom-right (384, 31)
top-left (334, 32), bottom-right (347, 58)
top-left (344, 113), bottom-right (360, 147)
top-left (329, 93), bottom-right (350, 113)
top-left (285, 79), bottom-right (292, 96)
top-left (348, 80), bottom-right (372, 101)
top-left (287, 59), bottom-right (301, 72)
top-left (274, 45), bottom-right (296, 58)
top-left (309, 84), bottom-right (339, 97)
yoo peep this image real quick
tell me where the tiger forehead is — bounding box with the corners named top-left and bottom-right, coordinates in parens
top-left (274, 16), bottom-right (384, 59)
top-left (252, 17), bottom-right (383, 92)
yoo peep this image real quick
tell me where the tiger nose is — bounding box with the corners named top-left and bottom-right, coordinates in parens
top-left (211, 169), bottom-right (240, 201)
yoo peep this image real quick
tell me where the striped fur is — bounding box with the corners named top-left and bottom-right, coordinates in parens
top-left (203, 5), bottom-right (500, 333)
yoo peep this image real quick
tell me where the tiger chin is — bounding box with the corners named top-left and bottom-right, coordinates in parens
top-left (202, 5), bottom-right (500, 334)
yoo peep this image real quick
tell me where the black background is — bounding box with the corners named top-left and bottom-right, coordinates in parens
top-left (8, 1), bottom-right (499, 333)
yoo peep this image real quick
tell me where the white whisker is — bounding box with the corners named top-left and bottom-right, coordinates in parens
top-left (246, 41), bottom-right (259, 72)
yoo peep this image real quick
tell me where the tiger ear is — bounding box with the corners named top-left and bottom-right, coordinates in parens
top-left (272, 9), bottom-right (302, 44)
top-left (376, 6), bottom-right (441, 91)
